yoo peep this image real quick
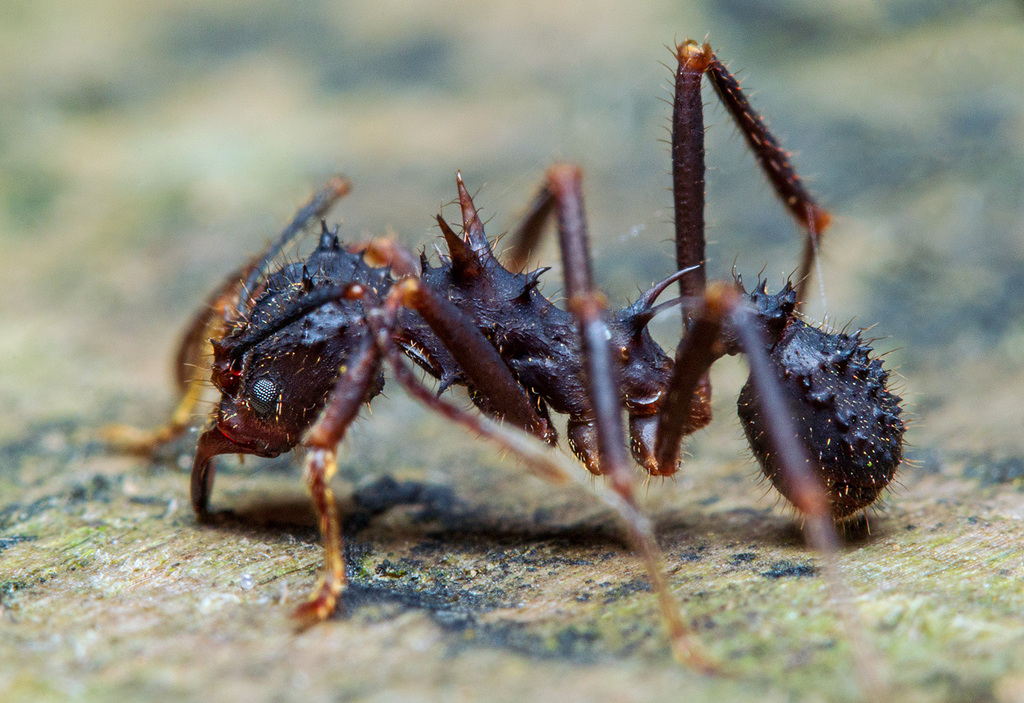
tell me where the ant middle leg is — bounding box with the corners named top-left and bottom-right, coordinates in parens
top-left (544, 164), bottom-right (635, 497)
top-left (534, 163), bottom-right (715, 671)
top-left (353, 275), bottom-right (715, 673)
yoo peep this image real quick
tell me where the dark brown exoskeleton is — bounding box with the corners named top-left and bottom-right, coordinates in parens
top-left (105, 41), bottom-right (904, 680)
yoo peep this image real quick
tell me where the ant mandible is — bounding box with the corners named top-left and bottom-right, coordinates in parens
top-left (105, 40), bottom-right (905, 675)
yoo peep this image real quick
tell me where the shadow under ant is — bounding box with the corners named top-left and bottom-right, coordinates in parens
top-left (194, 471), bottom-right (890, 559)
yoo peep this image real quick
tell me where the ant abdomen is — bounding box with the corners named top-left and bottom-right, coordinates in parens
top-left (737, 283), bottom-right (905, 518)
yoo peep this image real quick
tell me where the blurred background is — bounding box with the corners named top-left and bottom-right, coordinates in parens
top-left (3, 0), bottom-right (1023, 454)
top-left (2, 1), bottom-right (1024, 701)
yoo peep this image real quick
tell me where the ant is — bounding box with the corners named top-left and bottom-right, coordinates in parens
top-left (104, 40), bottom-right (904, 678)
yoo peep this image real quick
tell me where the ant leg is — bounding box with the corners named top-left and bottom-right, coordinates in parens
top-left (539, 163), bottom-right (714, 671)
top-left (672, 42), bottom-right (711, 304)
top-left (678, 41), bottom-right (832, 303)
top-left (651, 298), bottom-right (725, 475)
top-left (360, 293), bottom-right (715, 674)
top-left (663, 39), bottom-right (838, 457)
top-left (405, 274), bottom-right (555, 442)
top-left (656, 280), bottom-right (885, 694)
top-left (503, 183), bottom-right (554, 273)
top-left (727, 288), bottom-right (886, 696)
top-left (233, 176), bottom-right (351, 319)
top-left (668, 42), bottom-right (717, 441)
top-left (545, 164), bottom-right (634, 495)
top-left (654, 281), bottom-right (836, 527)
top-left (292, 332), bottom-right (384, 626)
top-left (101, 178), bottom-right (352, 456)
top-left (99, 276), bottom-right (239, 455)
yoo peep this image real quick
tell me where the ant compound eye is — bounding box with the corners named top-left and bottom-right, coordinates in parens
top-left (249, 377), bottom-right (280, 415)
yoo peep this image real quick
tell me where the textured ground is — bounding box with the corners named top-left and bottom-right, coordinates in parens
top-left (3, 1), bottom-right (1024, 702)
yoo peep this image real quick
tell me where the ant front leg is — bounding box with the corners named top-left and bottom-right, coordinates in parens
top-left (292, 329), bottom-right (384, 626)
top-left (100, 178), bottom-right (352, 457)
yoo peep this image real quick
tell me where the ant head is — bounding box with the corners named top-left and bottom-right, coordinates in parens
top-left (207, 310), bottom-right (382, 463)
top-left (202, 254), bottom-right (386, 463)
